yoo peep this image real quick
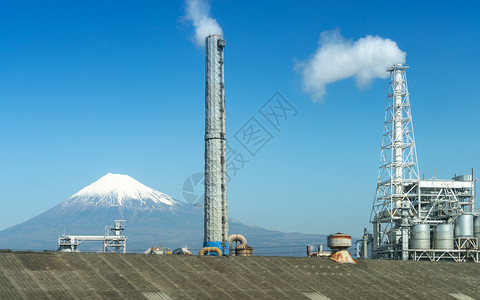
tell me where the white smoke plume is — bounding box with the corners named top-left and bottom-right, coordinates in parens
top-left (297, 30), bottom-right (406, 102)
top-left (184, 0), bottom-right (223, 47)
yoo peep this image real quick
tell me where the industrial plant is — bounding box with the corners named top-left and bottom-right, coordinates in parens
top-left (363, 64), bottom-right (478, 262)
top-left (2, 3), bottom-right (475, 267)
top-left (51, 45), bottom-right (480, 264)
top-left (3, 0), bottom-right (480, 298)
top-left (51, 46), bottom-right (478, 265)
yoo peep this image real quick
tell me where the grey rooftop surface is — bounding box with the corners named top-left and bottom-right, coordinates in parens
top-left (0, 251), bottom-right (479, 299)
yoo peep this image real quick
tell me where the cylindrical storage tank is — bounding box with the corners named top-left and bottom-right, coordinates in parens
top-left (327, 233), bottom-right (352, 251)
top-left (410, 224), bottom-right (430, 249)
top-left (474, 216), bottom-right (480, 246)
top-left (235, 244), bottom-right (253, 256)
top-left (455, 215), bottom-right (474, 238)
top-left (434, 224), bottom-right (454, 250)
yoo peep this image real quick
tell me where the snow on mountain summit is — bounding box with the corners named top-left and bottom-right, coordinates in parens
top-left (62, 173), bottom-right (178, 210)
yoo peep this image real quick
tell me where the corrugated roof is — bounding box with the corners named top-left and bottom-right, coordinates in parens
top-left (0, 251), bottom-right (479, 299)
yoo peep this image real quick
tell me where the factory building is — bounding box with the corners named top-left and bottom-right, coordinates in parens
top-left (367, 64), bottom-right (478, 261)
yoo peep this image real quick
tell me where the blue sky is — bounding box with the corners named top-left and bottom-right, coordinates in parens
top-left (1, 0), bottom-right (479, 238)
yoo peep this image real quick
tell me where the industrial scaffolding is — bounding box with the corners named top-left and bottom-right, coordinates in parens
top-left (369, 64), bottom-right (477, 261)
top-left (58, 220), bottom-right (127, 253)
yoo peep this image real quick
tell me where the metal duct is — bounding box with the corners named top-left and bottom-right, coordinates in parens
top-left (198, 247), bottom-right (223, 256)
top-left (228, 234), bottom-right (247, 246)
top-left (228, 234), bottom-right (247, 256)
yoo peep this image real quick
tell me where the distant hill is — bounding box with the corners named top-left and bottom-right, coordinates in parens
top-left (0, 173), bottom-right (328, 255)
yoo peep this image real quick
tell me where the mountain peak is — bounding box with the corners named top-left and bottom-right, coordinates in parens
top-left (62, 173), bottom-right (178, 209)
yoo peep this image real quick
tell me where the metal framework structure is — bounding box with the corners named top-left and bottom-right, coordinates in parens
top-left (370, 64), bottom-right (419, 260)
top-left (58, 220), bottom-right (127, 253)
top-left (369, 64), bottom-right (477, 260)
top-left (104, 220), bottom-right (127, 253)
top-left (410, 237), bottom-right (479, 262)
top-left (204, 35), bottom-right (228, 254)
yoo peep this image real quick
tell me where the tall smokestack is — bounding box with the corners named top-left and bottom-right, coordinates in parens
top-left (204, 35), bottom-right (228, 255)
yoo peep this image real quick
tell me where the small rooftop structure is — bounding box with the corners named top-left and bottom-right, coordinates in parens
top-left (327, 233), bottom-right (358, 264)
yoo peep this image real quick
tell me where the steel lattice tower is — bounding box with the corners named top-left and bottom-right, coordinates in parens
top-left (204, 35), bottom-right (228, 254)
top-left (370, 64), bottom-right (419, 260)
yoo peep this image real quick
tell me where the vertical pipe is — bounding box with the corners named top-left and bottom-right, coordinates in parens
top-left (471, 168), bottom-right (474, 211)
top-left (391, 65), bottom-right (409, 260)
top-left (393, 66), bottom-right (403, 200)
top-left (373, 221), bottom-right (378, 253)
top-left (220, 38), bottom-right (228, 252)
top-left (204, 35), bottom-right (228, 255)
top-left (363, 228), bottom-right (368, 258)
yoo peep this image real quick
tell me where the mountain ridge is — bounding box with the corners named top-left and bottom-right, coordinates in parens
top-left (0, 173), bottom-right (329, 255)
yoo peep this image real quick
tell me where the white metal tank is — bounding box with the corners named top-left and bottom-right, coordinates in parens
top-left (434, 224), bottom-right (454, 250)
top-left (474, 216), bottom-right (480, 245)
top-left (410, 224), bottom-right (430, 249)
top-left (455, 215), bottom-right (474, 238)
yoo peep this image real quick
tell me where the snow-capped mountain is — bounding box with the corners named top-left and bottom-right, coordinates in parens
top-left (62, 173), bottom-right (177, 210)
top-left (0, 173), bottom-right (328, 254)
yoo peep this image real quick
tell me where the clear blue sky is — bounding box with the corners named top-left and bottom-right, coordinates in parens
top-left (1, 0), bottom-right (479, 238)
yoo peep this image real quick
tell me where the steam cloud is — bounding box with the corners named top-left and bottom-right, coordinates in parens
top-left (297, 30), bottom-right (406, 102)
top-left (184, 0), bottom-right (223, 47)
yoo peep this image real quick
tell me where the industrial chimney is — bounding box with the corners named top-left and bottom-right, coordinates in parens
top-left (204, 35), bottom-right (228, 255)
